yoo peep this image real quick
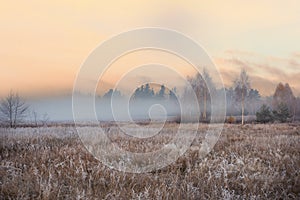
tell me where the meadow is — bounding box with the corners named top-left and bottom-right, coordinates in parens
top-left (0, 123), bottom-right (299, 199)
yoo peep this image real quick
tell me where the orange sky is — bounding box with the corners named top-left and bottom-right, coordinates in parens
top-left (1, 0), bottom-right (300, 97)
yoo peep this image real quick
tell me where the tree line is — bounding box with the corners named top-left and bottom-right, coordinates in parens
top-left (101, 84), bottom-right (177, 102)
top-left (1, 68), bottom-right (299, 127)
top-left (184, 69), bottom-right (299, 124)
top-left (99, 69), bottom-right (300, 124)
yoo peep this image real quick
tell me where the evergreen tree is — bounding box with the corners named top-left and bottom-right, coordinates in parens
top-left (103, 89), bottom-right (121, 99)
top-left (157, 85), bottom-right (166, 100)
top-left (273, 103), bottom-right (291, 123)
top-left (256, 104), bottom-right (273, 123)
top-left (150, 88), bottom-right (155, 97)
top-left (273, 82), bottom-right (296, 120)
top-left (133, 87), bottom-right (141, 99)
top-left (169, 87), bottom-right (177, 101)
top-left (144, 84), bottom-right (151, 98)
top-left (103, 89), bottom-right (114, 99)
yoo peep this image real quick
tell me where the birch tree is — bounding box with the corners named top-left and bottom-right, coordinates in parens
top-left (234, 69), bottom-right (250, 125)
top-left (183, 68), bottom-right (216, 121)
top-left (201, 68), bottom-right (216, 120)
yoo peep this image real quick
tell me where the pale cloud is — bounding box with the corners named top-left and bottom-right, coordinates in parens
top-left (250, 75), bottom-right (278, 97)
top-left (215, 50), bottom-right (300, 97)
top-left (223, 50), bottom-right (259, 57)
top-left (292, 52), bottom-right (300, 58)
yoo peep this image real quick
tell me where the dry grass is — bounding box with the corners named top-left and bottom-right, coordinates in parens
top-left (0, 123), bottom-right (299, 199)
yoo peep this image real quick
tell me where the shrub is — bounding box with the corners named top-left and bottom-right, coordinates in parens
top-left (256, 104), bottom-right (273, 123)
top-left (227, 116), bottom-right (235, 124)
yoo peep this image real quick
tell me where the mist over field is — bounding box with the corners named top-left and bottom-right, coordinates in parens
top-left (28, 96), bottom-right (73, 122)
top-left (28, 95), bottom-right (181, 122)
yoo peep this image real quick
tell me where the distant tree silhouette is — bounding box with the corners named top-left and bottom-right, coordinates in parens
top-left (156, 85), bottom-right (166, 100)
top-left (31, 110), bottom-right (50, 127)
top-left (168, 87), bottom-right (179, 107)
top-left (102, 89), bottom-right (121, 99)
top-left (225, 87), bottom-right (238, 116)
top-left (41, 113), bottom-right (50, 127)
top-left (247, 89), bottom-right (261, 115)
top-left (103, 89), bottom-right (113, 99)
top-left (201, 69), bottom-right (216, 120)
top-left (150, 88), bottom-right (155, 97)
top-left (273, 83), bottom-right (296, 120)
top-left (133, 84), bottom-right (156, 100)
top-left (183, 73), bottom-right (202, 122)
top-left (140, 85), bottom-right (144, 97)
top-left (169, 87), bottom-right (177, 101)
top-left (32, 110), bottom-right (38, 127)
top-left (144, 84), bottom-right (154, 98)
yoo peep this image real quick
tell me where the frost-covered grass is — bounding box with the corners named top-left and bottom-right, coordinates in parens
top-left (0, 123), bottom-right (299, 199)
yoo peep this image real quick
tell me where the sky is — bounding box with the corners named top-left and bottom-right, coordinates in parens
top-left (1, 0), bottom-right (300, 98)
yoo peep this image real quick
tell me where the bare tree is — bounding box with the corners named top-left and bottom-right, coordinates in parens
top-left (183, 68), bottom-right (216, 121)
top-left (32, 110), bottom-right (38, 126)
top-left (234, 69), bottom-right (250, 125)
top-left (0, 91), bottom-right (29, 128)
top-left (30, 110), bottom-right (50, 127)
top-left (201, 68), bottom-right (216, 120)
top-left (181, 74), bottom-right (202, 122)
top-left (41, 113), bottom-right (50, 127)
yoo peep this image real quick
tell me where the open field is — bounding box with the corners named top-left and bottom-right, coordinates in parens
top-left (0, 123), bottom-right (299, 199)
